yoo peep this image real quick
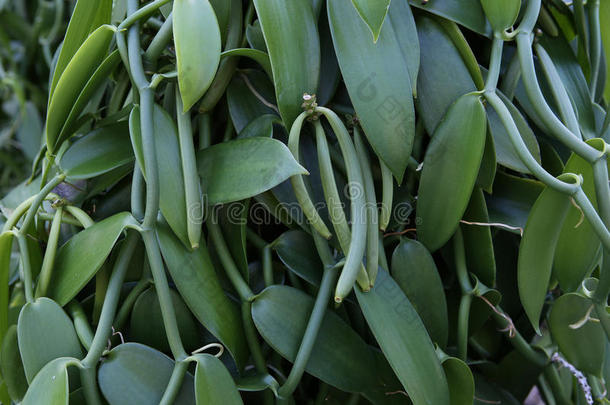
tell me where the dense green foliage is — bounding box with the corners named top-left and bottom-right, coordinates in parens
top-left (0, 0), bottom-right (609, 404)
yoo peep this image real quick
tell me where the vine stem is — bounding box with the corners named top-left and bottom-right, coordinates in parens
top-left (452, 227), bottom-right (472, 361)
top-left (277, 231), bottom-right (337, 398)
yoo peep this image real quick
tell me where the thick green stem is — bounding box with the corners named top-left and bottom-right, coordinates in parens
top-left (544, 364), bottom-right (572, 405)
top-left (379, 160), bottom-right (393, 232)
top-left (144, 13), bottom-right (173, 67)
top-left (67, 300), bottom-right (94, 351)
top-left (118, 0), bottom-right (172, 31)
top-left (16, 233), bottom-right (34, 303)
top-left (490, 309), bottom-right (547, 367)
top-left (277, 235), bottom-right (337, 398)
top-left (262, 245), bottom-right (273, 287)
top-left (19, 174), bottom-right (65, 233)
top-left (142, 230), bottom-right (187, 360)
top-left (484, 36), bottom-right (503, 92)
top-left (35, 206), bottom-right (62, 297)
top-left (453, 228), bottom-right (473, 361)
top-left (207, 221), bottom-right (254, 301)
top-left (159, 360), bottom-right (189, 405)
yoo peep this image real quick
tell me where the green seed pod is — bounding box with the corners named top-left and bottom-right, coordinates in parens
top-left (479, 0), bottom-right (521, 33)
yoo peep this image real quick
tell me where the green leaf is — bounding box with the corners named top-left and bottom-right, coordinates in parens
top-left (237, 114), bottom-right (278, 139)
top-left (193, 354), bottom-right (243, 405)
top-left (328, 0), bottom-right (417, 181)
top-left (416, 15), bottom-right (477, 136)
top-left (17, 298), bottom-right (83, 383)
top-left (441, 356), bottom-right (475, 405)
top-left (48, 212), bottom-right (137, 305)
top-left (417, 92), bottom-right (487, 252)
top-left (60, 122), bottom-right (134, 179)
top-left (479, 0), bottom-right (520, 32)
top-left (356, 269), bottom-right (450, 404)
top-left (173, 0), bottom-right (222, 111)
top-left (461, 188), bottom-right (496, 287)
top-left (227, 70), bottom-right (278, 133)
top-left (408, 0), bottom-right (490, 36)
top-left (253, 0), bottom-right (320, 127)
top-left (16, 102), bottom-right (43, 161)
top-left (56, 50), bottom-right (121, 146)
top-left (350, 0), bottom-right (391, 42)
top-left (251, 285), bottom-right (379, 393)
top-left (46, 25), bottom-right (114, 152)
top-left (518, 182), bottom-right (572, 333)
top-left (0, 325), bottom-right (27, 402)
top-left (0, 232), bottom-right (12, 349)
top-left (129, 287), bottom-right (200, 353)
top-left (21, 358), bottom-right (74, 405)
top-left (601, 0), bottom-right (610, 101)
top-left (554, 145), bottom-right (602, 292)
top-left (98, 343), bottom-right (195, 405)
top-left (549, 293), bottom-right (605, 376)
top-left (273, 230), bottom-right (323, 286)
top-left (486, 92), bottom-right (541, 174)
top-left (196, 137), bottom-right (307, 205)
top-left (486, 171), bottom-right (544, 231)
top-left (157, 223), bottom-right (249, 370)
top-left (130, 104), bottom-right (190, 247)
top-left (391, 238), bottom-right (448, 348)
top-left (49, 0), bottom-right (112, 98)
top-left (221, 48), bottom-right (272, 79)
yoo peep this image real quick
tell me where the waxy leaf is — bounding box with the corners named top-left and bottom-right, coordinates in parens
top-left (273, 230), bottom-right (323, 286)
top-left (486, 172), bottom-right (544, 231)
top-left (0, 325), bottom-right (27, 402)
top-left (98, 343), bottom-right (195, 405)
top-left (549, 293), bottom-right (605, 376)
top-left (197, 137), bottom-right (307, 205)
top-left (253, 0), bottom-right (320, 127)
top-left (350, 0), bottom-right (391, 42)
top-left (48, 212), bottom-right (137, 305)
top-left (554, 143), bottom-right (602, 291)
top-left (251, 285), bottom-right (378, 393)
top-left (0, 232), bottom-right (12, 348)
top-left (479, 0), bottom-right (520, 32)
top-left (408, 0), bottom-right (490, 36)
top-left (21, 358), bottom-right (73, 405)
top-left (17, 298), bottom-right (83, 382)
top-left (417, 93), bottom-right (487, 252)
top-left (129, 287), bottom-right (200, 353)
top-left (518, 184), bottom-right (572, 333)
top-left (355, 269), bottom-right (450, 404)
top-left (49, 0), bottom-right (112, 97)
top-left (416, 15), bottom-right (477, 136)
top-left (157, 223), bottom-right (248, 369)
top-left (442, 356), bottom-right (475, 405)
top-left (130, 105), bottom-right (190, 247)
top-left (173, 0), bottom-right (222, 111)
top-left (227, 70), bottom-right (278, 133)
top-left (60, 122), bottom-right (134, 179)
top-left (194, 354), bottom-right (243, 405)
top-left (601, 0), bottom-right (610, 101)
top-left (46, 25), bottom-right (114, 152)
top-left (329, 0), bottom-right (417, 181)
top-left (391, 238), bottom-right (448, 347)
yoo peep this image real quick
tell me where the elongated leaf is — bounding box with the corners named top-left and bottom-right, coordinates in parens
top-left (227, 70), bottom-right (278, 133)
top-left (60, 122), bottom-right (134, 179)
top-left (48, 212), bottom-right (137, 305)
top-left (129, 287), bottom-right (200, 353)
top-left (273, 230), bottom-right (323, 286)
top-left (253, 0), bottom-right (320, 127)
top-left (408, 0), bottom-right (490, 36)
top-left (0, 325), bottom-right (27, 402)
top-left (518, 184), bottom-right (572, 333)
top-left (98, 343), bottom-right (195, 405)
top-left (57, 50), bottom-right (121, 145)
top-left (351, 0), bottom-right (391, 42)
top-left (391, 238), bottom-right (448, 348)
top-left (237, 114), bottom-right (277, 139)
top-left (221, 48), bottom-right (272, 79)
top-left (21, 358), bottom-right (73, 405)
top-left (416, 15), bottom-right (476, 136)
top-left (479, 0), bottom-right (520, 32)
top-left (130, 105), bottom-right (190, 247)
top-left (355, 269), bottom-right (450, 404)
top-left (329, 0), bottom-right (417, 181)
top-left (17, 298), bottom-right (83, 382)
top-left (194, 354), bottom-right (243, 405)
top-left (486, 172), bottom-right (544, 231)
top-left (157, 223), bottom-right (248, 369)
top-left (601, 0), bottom-right (610, 101)
top-left (46, 25), bottom-right (114, 152)
top-left (174, 0), bottom-right (222, 111)
top-left (251, 285), bottom-right (379, 393)
top-left (0, 233), bottom-right (12, 348)
top-left (442, 356), bottom-right (475, 405)
top-left (417, 93), bottom-right (487, 251)
top-left (554, 149), bottom-right (601, 291)
top-left (49, 0), bottom-right (112, 97)
top-left (197, 137), bottom-right (307, 205)
top-left (549, 293), bottom-right (605, 376)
